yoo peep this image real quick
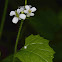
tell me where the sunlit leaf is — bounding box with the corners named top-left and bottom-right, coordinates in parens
top-left (16, 34), bottom-right (55, 62)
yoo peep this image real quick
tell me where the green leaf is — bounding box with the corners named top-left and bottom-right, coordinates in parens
top-left (1, 55), bottom-right (21, 62)
top-left (16, 34), bottom-right (55, 62)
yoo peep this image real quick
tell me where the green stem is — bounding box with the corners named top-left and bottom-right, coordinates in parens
top-left (25, 0), bottom-right (27, 5)
top-left (0, 0), bottom-right (8, 39)
top-left (13, 21), bottom-right (24, 62)
top-left (13, 0), bottom-right (27, 62)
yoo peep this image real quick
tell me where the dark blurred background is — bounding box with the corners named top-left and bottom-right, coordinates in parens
top-left (0, 0), bottom-right (62, 62)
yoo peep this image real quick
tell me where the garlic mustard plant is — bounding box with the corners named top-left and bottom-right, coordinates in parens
top-left (9, 1), bottom-right (37, 62)
top-left (10, 5), bottom-right (37, 24)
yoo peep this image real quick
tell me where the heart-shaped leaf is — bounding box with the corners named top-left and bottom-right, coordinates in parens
top-left (16, 34), bottom-right (55, 62)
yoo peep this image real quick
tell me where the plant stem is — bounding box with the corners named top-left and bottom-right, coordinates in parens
top-left (25, 0), bottom-right (27, 5)
top-left (0, 0), bottom-right (8, 39)
top-left (13, 0), bottom-right (27, 62)
top-left (13, 21), bottom-right (24, 62)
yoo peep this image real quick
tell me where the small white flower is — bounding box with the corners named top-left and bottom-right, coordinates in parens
top-left (24, 46), bottom-right (27, 49)
top-left (10, 7), bottom-right (26, 24)
top-left (24, 5), bottom-right (37, 17)
top-left (10, 5), bottom-right (37, 24)
top-left (19, 14), bottom-right (26, 20)
top-left (10, 10), bottom-right (20, 24)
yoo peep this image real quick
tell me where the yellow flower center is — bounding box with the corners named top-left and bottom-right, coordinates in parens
top-left (28, 9), bottom-right (31, 13)
top-left (21, 11), bottom-right (24, 14)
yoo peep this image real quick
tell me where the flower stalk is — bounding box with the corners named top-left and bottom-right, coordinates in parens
top-left (25, 0), bottom-right (27, 5)
top-left (13, 20), bottom-right (24, 62)
top-left (13, 0), bottom-right (27, 62)
top-left (12, 0), bottom-right (37, 62)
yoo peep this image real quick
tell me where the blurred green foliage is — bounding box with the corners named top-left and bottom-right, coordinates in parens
top-left (0, 0), bottom-right (62, 62)
top-left (29, 10), bottom-right (61, 40)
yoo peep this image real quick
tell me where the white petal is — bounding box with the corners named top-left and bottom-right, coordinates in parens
top-left (27, 14), bottom-right (30, 17)
top-left (10, 11), bottom-right (16, 16)
top-left (25, 5), bottom-right (30, 10)
top-left (17, 9), bottom-right (21, 14)
top-left (30, 13), bottom-right (34, 16)
top-left (19, 6), bottom-right (24, 9)
top-left (17, 6), bottom-right (24, 13)
top-left (19, 14), bottom-right (26, 20)
top-left (31, 7), bottom-right (37, 12)
top-left (20, 7), bottom-right (24, 11)
top-left (29, 5), bottom-right (32, 8)
top-left (12, 17), bottom-right (19, 24)
top-left (24, 10), bottom-right (28, 13)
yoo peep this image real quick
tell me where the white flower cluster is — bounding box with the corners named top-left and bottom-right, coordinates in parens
top-left (10, 5), bottom-right (37, 24)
